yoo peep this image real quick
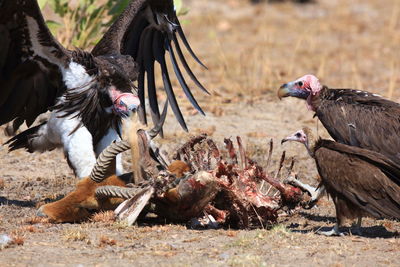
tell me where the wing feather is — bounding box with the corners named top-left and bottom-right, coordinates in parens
top-left (317, 90), bottom-right (400, 164)
top-left (92, 0), bottom-right (208, 131)
top-left (153, 30), bottom-right (187, 131)
top-left (0, 0), bottom-right (68, 128)
top-left (316, 145), bottom-right (400, 219)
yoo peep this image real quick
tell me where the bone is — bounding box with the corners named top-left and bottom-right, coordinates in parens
top-left (284, 175), bottom-right (324, 207)
top-left (274, 151), bottom-right (286, 179)
top-left (114, 186), bottom-right (155, 226)
top-left (236, 136), bottom-right (248, 169)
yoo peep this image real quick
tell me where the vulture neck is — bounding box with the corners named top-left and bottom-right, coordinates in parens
top-left (309, 86), bottom-right (329, 111)
top-left (303, 129), bottom-right (318, 158)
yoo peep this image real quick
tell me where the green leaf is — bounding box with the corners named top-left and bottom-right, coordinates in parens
top-left (45, 20), bottom-right (62, 36)
top-left (108, 0), bottom-right (130, 16)
top-left (174, 0), bottom-right (182, 13)
top-left (38, 0), bottom-right (48, 9)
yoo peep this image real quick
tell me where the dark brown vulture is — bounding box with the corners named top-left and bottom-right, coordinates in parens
top-left (282, 127), bottom-right (400, 236)
top-left (0, 0), bottom-right (208, 178)
top-left (277, 74), bottom-right (400, 165)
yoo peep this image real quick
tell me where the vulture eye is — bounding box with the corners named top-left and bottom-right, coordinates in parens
top-left (295, 132), bottom-right (302, 138)
top-left (297, 81), bottom-right (304, 87)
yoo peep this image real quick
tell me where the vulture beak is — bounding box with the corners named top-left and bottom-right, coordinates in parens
top-left (277, 83), bottom-right (291, 100)
top-left (281, 133), bottom-right (300, 145)
top-left (113, 93), bottom-right (141, 117)
top-left (277, 81), bottom-right (310, 100)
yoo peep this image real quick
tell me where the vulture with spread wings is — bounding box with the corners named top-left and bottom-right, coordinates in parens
top-left (0, 0), bottom-right (208, 178)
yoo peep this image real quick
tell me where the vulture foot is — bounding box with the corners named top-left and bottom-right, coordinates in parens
top-left (350, 218), bottom-right (363, 236)
top-left (317, 224), bottom-right (344, 237)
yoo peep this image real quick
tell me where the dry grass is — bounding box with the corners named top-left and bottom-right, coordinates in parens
top-left (10, 236), bottom-right (25, 246)
top-left (62, 228), bottom-right (89, 242)
top-left (181, 0), bottom-right (400, 103)
top-left (24, 216), bottom-right (50, 225)
top-left (90, 211), bottom-right (116, 224)
top-left (98, 235), bottom-right (117, 247)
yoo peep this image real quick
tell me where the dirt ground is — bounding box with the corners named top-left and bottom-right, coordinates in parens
top-left (2, 0), bottom-right (400, 266)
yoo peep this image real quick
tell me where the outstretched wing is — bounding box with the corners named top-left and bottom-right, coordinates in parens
top-left (316, 89), bottom-right (400, 164)
top-left (0, 0), bottom-right (70, 128)
top-left (92, 0), bottom-right (208, 131)
top-left (315, 142), bottom-right (400, 219)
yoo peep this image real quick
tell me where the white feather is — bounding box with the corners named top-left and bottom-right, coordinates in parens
top-left (49, 112), bottom-right (96, 178)
top-left (61, 61), bottom-right (93, 91)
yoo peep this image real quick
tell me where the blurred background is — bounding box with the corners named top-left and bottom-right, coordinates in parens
top-left (40, 0), bottom-right (400, 101)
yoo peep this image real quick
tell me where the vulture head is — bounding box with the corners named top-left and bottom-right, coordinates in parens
top-left (281, 127), bottom-right (315, 157)
top-left (277, 74), bottom-right (323, 111)
top-left (95, 56), bottom-right (140, 117)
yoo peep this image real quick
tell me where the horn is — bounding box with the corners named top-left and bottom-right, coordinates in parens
top-left (95, 185), bottom-right (151, 199)
top-left (147, 100), bottom-right (169, 139)
top-left (90, 140), bottom-right (131, 183)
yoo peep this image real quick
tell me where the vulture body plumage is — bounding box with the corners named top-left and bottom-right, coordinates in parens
top-left (278, 74), bottom-right (400, 164)
top-left (282, 128), bottom-right (400, 236)
top-left (0, 0), bottom-right (208, 178)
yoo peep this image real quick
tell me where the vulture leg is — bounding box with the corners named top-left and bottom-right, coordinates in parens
top-left (317, 223), bottom-right (345, 237)
top-left (350, 217), bottom-right (363, 236)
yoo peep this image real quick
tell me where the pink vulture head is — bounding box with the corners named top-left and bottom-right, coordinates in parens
top-left (277, 74), bottom-right (323, 111)
top-left (281, 129), bottom-right (308, 145)
top-left (281, 127), bottom-right (315, 157)
top-left (109, 86), bottom-right (141, 117)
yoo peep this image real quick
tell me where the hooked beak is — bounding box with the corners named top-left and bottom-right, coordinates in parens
top-left (277, 81), bottom-right (310, 100)
top-left (277, 83), bottom-right (291, 100)
top-left (113, 94), bottom-right (141, 117)
top-left (281, 134), bottom-right (299, 145)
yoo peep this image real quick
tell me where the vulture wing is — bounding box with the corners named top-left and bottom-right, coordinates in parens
top-left (315, 140), bottom-right (400, 219)
top-left (92, 0), bottom-right (208, 131)
top-left (0, 0), bottom-right (70, 128)
top-left (316, 89), bottom-right (400, 163)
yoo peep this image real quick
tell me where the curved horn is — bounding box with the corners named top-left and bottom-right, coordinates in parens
top-left (95, 185), bottom-right (151, 199)
top-left (147, 100), bottom-right (169, 139)
top-left (90, 140), bottom-right (131, 183)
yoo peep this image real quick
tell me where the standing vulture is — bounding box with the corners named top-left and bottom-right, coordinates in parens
top-left (282, 127), bottom-right (400, 236)
top-left (0, 0), bottom-right (208, 178)
top-left (277, 74), bottom-right (400, 164)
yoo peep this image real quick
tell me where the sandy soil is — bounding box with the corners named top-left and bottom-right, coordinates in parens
top-left (1, 0), bottom-right (400, 266)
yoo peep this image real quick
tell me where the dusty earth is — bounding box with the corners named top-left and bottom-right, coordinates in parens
top-left (2, 0), bottom-right (400, 266)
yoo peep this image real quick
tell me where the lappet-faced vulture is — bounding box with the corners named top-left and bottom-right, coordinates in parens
top-left (278, 74), bottom-right (400, 164)
top-left (0, 0), bottom-right (208, 178)
top-left (282, 127), bottom-right (400, 236)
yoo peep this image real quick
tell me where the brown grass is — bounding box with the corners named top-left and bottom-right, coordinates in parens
top-left (24, 217), bottom-right (50, 225)
top-left (0, 178), bottom-right (5, 189)
top-left (62, 229), bottom-right (89, 242)
top-left (10, 236), bottom-right (25, 246)
top-left (98, 236), bottom-right (117, 247)
top-left (90, 211), bottom-right (116, 224)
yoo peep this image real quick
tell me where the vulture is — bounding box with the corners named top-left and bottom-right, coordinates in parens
top-left (282, 127), bottom-right (400, 236)
top-left (0, 0), bottom-right (208, 178)
top-left (277, 74), bottom-right (400, 164)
